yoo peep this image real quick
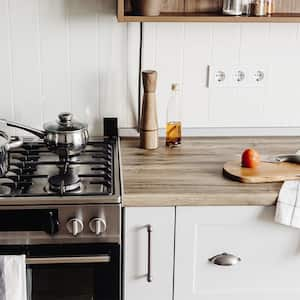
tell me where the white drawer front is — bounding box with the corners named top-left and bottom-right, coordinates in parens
top-left (175, 206), bottom-right (300, 300)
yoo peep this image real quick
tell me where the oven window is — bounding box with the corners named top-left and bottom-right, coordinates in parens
top-left (0, 244), bottom-right (120, 300)
top-left (27, 265), bottom-right (96, 300)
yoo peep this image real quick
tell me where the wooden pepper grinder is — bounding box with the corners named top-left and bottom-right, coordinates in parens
top-left (140, 70), bottom-right (159, 150)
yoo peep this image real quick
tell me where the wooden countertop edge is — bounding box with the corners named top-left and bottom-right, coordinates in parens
top-left (122, 193), bottom-right (278, 207)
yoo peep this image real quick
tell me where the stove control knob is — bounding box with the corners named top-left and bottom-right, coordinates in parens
top-left (89, 218), bottom-right (106, 235)
top-left (66, 218), bottom-right (84, 236)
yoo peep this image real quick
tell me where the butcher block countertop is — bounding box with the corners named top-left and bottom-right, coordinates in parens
top-left (120, 137), bottom-right (300, 207)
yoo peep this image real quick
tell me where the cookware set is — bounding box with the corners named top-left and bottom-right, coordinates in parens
top-left (0, 112), bottom-right (89, 177)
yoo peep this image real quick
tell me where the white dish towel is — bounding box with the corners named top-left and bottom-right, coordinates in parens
top-left (0, 255), bottom-right (27, 300)
top-left (275, 181), bottom-right (300, 228)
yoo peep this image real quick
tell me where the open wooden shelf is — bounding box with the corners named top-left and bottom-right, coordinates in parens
top-left (118, 12), bottom-right (300, 23)
top-left (117, 0), bottom-right (300, 23)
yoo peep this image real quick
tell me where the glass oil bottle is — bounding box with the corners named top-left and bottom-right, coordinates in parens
top-left (166, 83), bottom-right (182, 147)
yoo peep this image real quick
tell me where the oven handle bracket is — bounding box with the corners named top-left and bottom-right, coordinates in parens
top-left (26, 255), bottom-right (110, 265)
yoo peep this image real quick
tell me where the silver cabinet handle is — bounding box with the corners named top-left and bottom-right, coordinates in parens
top-left (26, 255), bottom-right (110, 265)
top-left (209, 253), bottom-right (241, 266)
top-left (147, 224), bottom-right (153, 282)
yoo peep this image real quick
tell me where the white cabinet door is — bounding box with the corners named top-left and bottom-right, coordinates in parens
top-left (124, 207), bottom-right (175, 300)
top-left (175, 206), bottom-right (300, 300)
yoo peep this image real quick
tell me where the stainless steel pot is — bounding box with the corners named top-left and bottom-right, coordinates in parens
top-left (1, 112), bottom-right (89, 158)
top-left (0, 132), bottom-right (23, 176)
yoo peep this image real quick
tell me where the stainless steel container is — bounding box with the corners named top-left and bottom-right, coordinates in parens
top-left (254, 0), bottom-right (267, 16)
top-left (223, 0), bottom-right (243, 15)
top-left (1, 112), bottom-right (89, 158)
top-left (0, 132), bottom-right (22, 177)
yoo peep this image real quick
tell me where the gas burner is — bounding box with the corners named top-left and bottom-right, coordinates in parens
top-left (48, 168), bottom-right (81, 194)
top-left (0, 185), bottom-right (12, 195)
top-left (0, 178), bottom-right (16, 196)
top-left (44, 182), bottom-right (84, 194)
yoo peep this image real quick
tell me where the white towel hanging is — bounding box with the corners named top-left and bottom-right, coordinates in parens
top-left (0, 255), bottom-right (27, 300)
top-left (275, 181), bottom-right (300, 228)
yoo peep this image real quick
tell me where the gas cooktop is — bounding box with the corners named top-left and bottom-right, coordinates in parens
top-left (0, 138), bottom-right (121, 204)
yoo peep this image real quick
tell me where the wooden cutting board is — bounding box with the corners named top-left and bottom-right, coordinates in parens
top-left (223, 160), bottom-right (300, 183)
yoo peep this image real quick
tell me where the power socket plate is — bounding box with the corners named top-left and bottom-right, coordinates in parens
top-left (208, 65), bottom-right (267, 88)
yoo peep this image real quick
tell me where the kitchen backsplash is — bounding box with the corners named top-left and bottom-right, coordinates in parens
top-left (1, 0), bottom-right (300, 136)
top-left (142, 22), bottom-right (300, 130)
top-left (0, 0), bottom-right (139, 136)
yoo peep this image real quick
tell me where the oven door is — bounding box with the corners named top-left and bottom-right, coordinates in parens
top-left (0, 243), bottom-right (120, 300)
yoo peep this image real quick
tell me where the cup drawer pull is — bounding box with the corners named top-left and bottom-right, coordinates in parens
top-left (209, 252), bottom-right (241, 266)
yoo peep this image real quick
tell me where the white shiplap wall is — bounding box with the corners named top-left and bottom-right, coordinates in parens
top-left (1, 1), bottom-right (300, 136)
top-left (0, 0), bottom-right (139, 136)
top-left (142, 23), bottom-right (300, 130)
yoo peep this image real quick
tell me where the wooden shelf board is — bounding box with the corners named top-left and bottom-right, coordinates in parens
top-left (118, 12), bottom-right (300, 23)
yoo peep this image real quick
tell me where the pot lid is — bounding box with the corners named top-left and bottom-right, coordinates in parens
top-left (43, 112), bottom-right (87, 133)
top-left (0, 132), bottom-right (8, 148)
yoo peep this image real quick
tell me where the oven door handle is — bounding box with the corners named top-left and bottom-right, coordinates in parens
top-left (26, 255), bottom-right (110, 265)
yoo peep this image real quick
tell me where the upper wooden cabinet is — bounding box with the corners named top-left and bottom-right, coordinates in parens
top-left (117, 0), bottom-right (300, 22)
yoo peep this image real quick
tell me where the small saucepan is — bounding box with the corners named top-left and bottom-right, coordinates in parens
top-left (1, 112), bottom-right (89, 158)
top-left (0, 132), bottom-right (23, 177)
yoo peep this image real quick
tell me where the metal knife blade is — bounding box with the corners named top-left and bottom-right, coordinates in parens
top-left (261, 154), bottom-right (300, 164)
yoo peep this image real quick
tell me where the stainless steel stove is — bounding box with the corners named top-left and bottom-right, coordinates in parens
top-left (0, 135), bottom-right (121, 243)
top-left (0, 124), bottom-right (124, 300)
top-left (0, 119), bottom-right (122, 299)
top-left (0, 138), bottom-right (121, 205)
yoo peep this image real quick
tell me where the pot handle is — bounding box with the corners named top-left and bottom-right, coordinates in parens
top-left (6, 136), bottom-right (23, 151)
top-left (0, 119), bottom-right (45, 139)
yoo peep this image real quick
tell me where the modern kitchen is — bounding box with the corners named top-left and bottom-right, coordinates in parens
top-left (1, 0), bottom-right (300, 299)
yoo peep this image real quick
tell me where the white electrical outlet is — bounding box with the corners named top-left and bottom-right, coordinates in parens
top-left (248, 66), bottom-right (267, 87)
top-left (208, 65), bottom-right (267, 88)
top-left (208, 66), bottom-right (231, 88)
top-left (231, 66), bottom-right (248, 87)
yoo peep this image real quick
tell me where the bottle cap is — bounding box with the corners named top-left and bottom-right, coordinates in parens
top-left (171, 83), bottom-right (180, 91)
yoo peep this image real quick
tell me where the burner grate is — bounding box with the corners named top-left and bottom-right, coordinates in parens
top-left (0, 140), bottom-right (115, 197)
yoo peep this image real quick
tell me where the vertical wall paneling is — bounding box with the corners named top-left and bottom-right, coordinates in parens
top-left (68, 0), bottom-right (99, 135)
top-left (208, 23), bottom-right (241, 126)
top-left (234, 23), bottom-right (270, 127)
top-left (265, 23), bottom-right (300, 126)
top-left (127, 23), bottom-right (140, 128)
top-left (0, 0), bottom-right (133, 137)
top-left (141, 22), bottom-right (300, 129)
top-left (151, 23), bottom-right (185, 127)
top-left (0, 0), bottom-right (14, 134)
top-left (182, 23), bottom-right (212, 127)
top-left (39, 0), bottom-right (71, 122)
top-left (8, 0), bottom-right (43, 135)
top-left (3, 0), bottom-right (300, 135)
top-left (142, 23), bottom-right (157, 69)
top-left (98, 0), bottom-right (129, 132)
top-left (140, 23), bottom-right (157, 128)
